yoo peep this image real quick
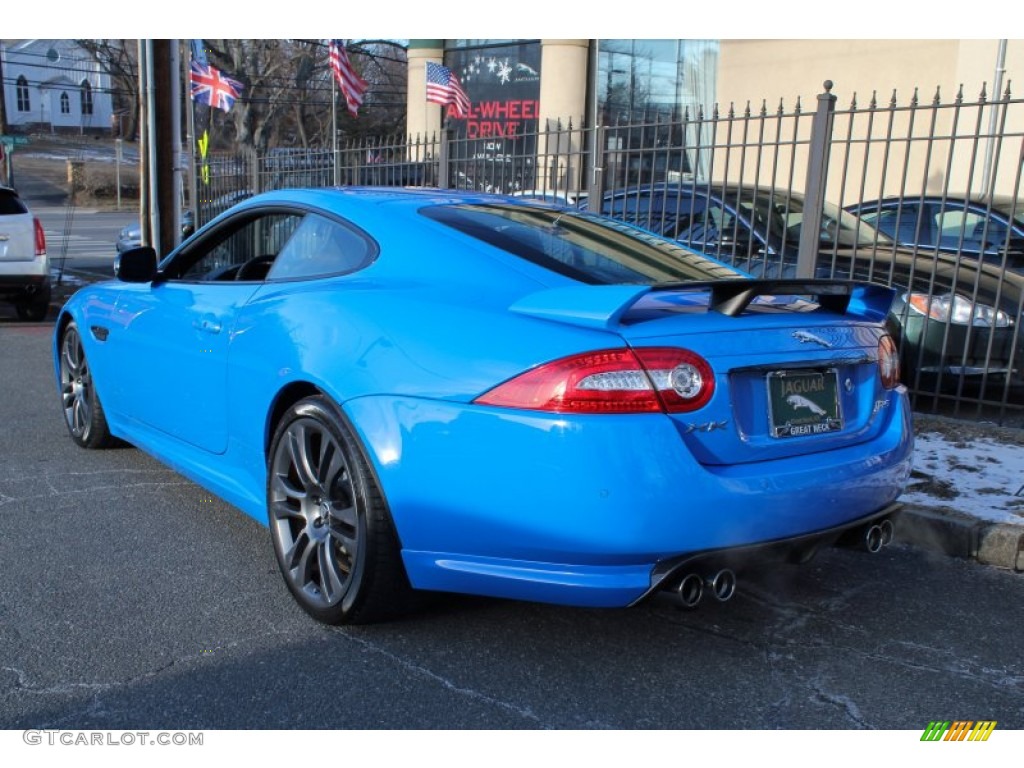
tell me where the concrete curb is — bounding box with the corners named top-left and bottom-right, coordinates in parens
top-left (897, 504), bottom-right (1024, 571)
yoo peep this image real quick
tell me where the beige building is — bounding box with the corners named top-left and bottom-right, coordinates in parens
top-left (406, 39), bottom-right (1023, 199)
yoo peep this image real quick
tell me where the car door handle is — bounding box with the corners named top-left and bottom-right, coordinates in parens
top-left (192, 318), bottom-right (222, 334)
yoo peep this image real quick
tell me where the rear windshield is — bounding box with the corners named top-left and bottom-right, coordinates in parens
top-left (420, 203), bottom-right (745, 285)
top-left (0, 189), bottom-right (28, 216)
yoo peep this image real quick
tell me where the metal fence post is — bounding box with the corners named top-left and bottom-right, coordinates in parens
top-left (587, 125), bottom-right (606, 213)
top-left (248, 147), bottom-right (260, 196)
top-left (797, 80), bottom-right (837, 278)
top-left (438, 126), bottom-right (450, 189)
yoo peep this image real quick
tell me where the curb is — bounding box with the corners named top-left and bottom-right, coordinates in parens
top-left (897, 504), bottom-right (1024, 571)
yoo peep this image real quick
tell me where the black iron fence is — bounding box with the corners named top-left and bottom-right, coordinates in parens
top-left (197, 81), bottom-right (1024, 422)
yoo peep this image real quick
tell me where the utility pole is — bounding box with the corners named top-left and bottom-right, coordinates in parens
top-left (0, 44), bottom-right (9, 135)
top-left (138, 40), bottom-right (181, 256)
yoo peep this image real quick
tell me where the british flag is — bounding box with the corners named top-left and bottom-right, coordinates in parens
top-left (190, 60), bottom-right (243, 113)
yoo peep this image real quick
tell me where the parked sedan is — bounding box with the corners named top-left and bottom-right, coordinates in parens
top-left (55, 187), bottom-right (912, 624)
top-left (0, 185), bottom-right (49, 321)
top-left (845, 195), bottom-right (1024, 269)
top-left (594, 184), bottom-right (1023, 391)
top-left (115, 210), bottom-right (196, 254)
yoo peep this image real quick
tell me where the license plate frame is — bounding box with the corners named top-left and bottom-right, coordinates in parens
top-left (766, 368), bottom-right (843, 439)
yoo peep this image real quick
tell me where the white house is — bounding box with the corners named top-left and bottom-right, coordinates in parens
top-left (1, 39), bottom-right (114, 134)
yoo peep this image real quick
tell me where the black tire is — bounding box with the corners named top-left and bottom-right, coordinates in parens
top-left (267, 396), bottom-right (412, 624)
top-left (16, 286), bottom-right (51, 322)
top-left (58, 321), bottom-right (115, 449)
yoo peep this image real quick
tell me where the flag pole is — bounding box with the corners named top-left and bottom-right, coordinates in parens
top-left (186, 43), bottom-right (197, 231)
top-left (331, 41), bottom-right (339, 186)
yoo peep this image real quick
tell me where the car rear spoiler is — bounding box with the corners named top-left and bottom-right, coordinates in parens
top-left (509, 279), bottom-right (896, 330)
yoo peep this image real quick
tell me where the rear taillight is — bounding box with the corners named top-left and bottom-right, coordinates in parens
top-left (878, 334), bottom-right (900, 389)
top-left (33, 217), bottom-right (46, 256)
top-left (474, 347), bottom-right (715, 414)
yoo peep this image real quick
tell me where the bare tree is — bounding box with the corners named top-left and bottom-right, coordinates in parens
top-left (194, 40), bottom-right (407, 152)
top-left (74, 39), bottom-right (140, 139)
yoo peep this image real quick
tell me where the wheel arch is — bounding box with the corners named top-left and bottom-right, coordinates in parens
top-left (263, 383), bottom-right (406, 548)
top-left (264, 380), bottom-right (323, 457)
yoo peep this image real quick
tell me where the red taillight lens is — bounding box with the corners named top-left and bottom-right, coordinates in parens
top-left (474, 347), bottom-right (715, 414)
top-left (878, 334), bottom-right (900, 389)
top-left (634, 348), bottom-right (715, 413)
top-left (33, 217), bottom-right (46, 256)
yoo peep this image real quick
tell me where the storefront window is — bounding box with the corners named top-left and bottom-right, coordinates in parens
top-left (596, 39), bottom-right (718, 122)
top-left (596, 40), bottom-right (719, 185)
top-left (443, 40), bottom-right (542, 193)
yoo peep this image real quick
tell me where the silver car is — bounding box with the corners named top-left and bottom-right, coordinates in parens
top-left (0, 185), bottom-right (49, 321)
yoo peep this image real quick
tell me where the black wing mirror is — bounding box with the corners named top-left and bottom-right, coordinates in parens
top-left (114, 246), bottom-right (158, 283)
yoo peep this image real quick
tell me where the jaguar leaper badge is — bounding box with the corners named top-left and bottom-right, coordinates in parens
top-left (792, 330), bottom-right (832, 348)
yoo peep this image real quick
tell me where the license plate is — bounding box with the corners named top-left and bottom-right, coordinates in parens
top-left (767, 369), bottom-right (842, 438)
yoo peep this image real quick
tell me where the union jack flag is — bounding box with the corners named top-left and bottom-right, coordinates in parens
top-left (190, 60), bottom-right (243, 113)
top-left (329, 40), bottom-right (368, 118)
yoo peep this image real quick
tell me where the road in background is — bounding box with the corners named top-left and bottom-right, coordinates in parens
top-left (34, 205), bottom-right (136, 278)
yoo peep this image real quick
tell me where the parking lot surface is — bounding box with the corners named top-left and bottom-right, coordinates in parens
top-left (1, 322), bottom-right (1022, 731)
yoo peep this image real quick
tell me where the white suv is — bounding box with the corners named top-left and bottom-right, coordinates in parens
top-left (0, 186), bottom-right (50, 321)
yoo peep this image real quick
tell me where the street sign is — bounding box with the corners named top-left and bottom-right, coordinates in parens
top-left (0, 135), bottom-right (30, 149)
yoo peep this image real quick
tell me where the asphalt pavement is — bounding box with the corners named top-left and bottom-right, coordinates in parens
top-left (1, 317), bottom-right (1022, 733)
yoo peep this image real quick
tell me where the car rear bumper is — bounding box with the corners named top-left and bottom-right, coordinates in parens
top-left (344, 387), bottom-right (913, 607)
top-left (0, 271), bottom-right (51, 301)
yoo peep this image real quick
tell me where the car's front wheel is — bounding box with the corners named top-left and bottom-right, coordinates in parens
top-left (59, 321), bottom-right (114, 449)
top-left (267, 396), bottom-right (412, 624)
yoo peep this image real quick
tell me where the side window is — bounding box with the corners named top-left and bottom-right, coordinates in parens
top-left (871, 204), bottom-right (925, 245)
top-left (679, 201), bottom-right (737, 246)
top-left (266, 213), bottom-right (373, 281)
top-left (935, 207), bottom-right (1007, 253)
top-left (172, 212), bottom-right (304, 282)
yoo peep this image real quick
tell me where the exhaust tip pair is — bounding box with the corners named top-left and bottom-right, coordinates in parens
top-left (675, 568), bottom-right (736, 609)
top-left (863, 518), bottom-right (896, 553)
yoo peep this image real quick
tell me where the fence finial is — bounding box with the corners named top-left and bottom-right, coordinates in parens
top-left (932, 85), bottom-right (941, 106)
top-left (1004, 79), bottom-right (1012, 99)
top-left (823, 80), bottom-right (833, 93)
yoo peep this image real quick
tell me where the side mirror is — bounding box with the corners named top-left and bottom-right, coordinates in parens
top-left (115, 246), bottom-right (158, 283)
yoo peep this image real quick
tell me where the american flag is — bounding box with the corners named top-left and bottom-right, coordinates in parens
top-left (190, 60), bottom-right (243, 113)
top-left (426, 61), bottom-right (470, 118)
top-left (329, 40), bottom-right (368, 118)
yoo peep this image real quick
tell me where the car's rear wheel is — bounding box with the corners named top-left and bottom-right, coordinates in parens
top-left (16, 286), bottom-right (51, 322)
top-left (59, 321), bottom-right (114, 449)
top-left (268, 396), bottom-right (412, 624)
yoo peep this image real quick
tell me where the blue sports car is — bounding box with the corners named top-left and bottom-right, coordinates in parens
top-left (54, 187), bottom-right (913, 624)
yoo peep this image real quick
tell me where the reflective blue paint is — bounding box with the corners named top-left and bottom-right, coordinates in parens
top-left (54, 187), bottom-right (914, 610)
